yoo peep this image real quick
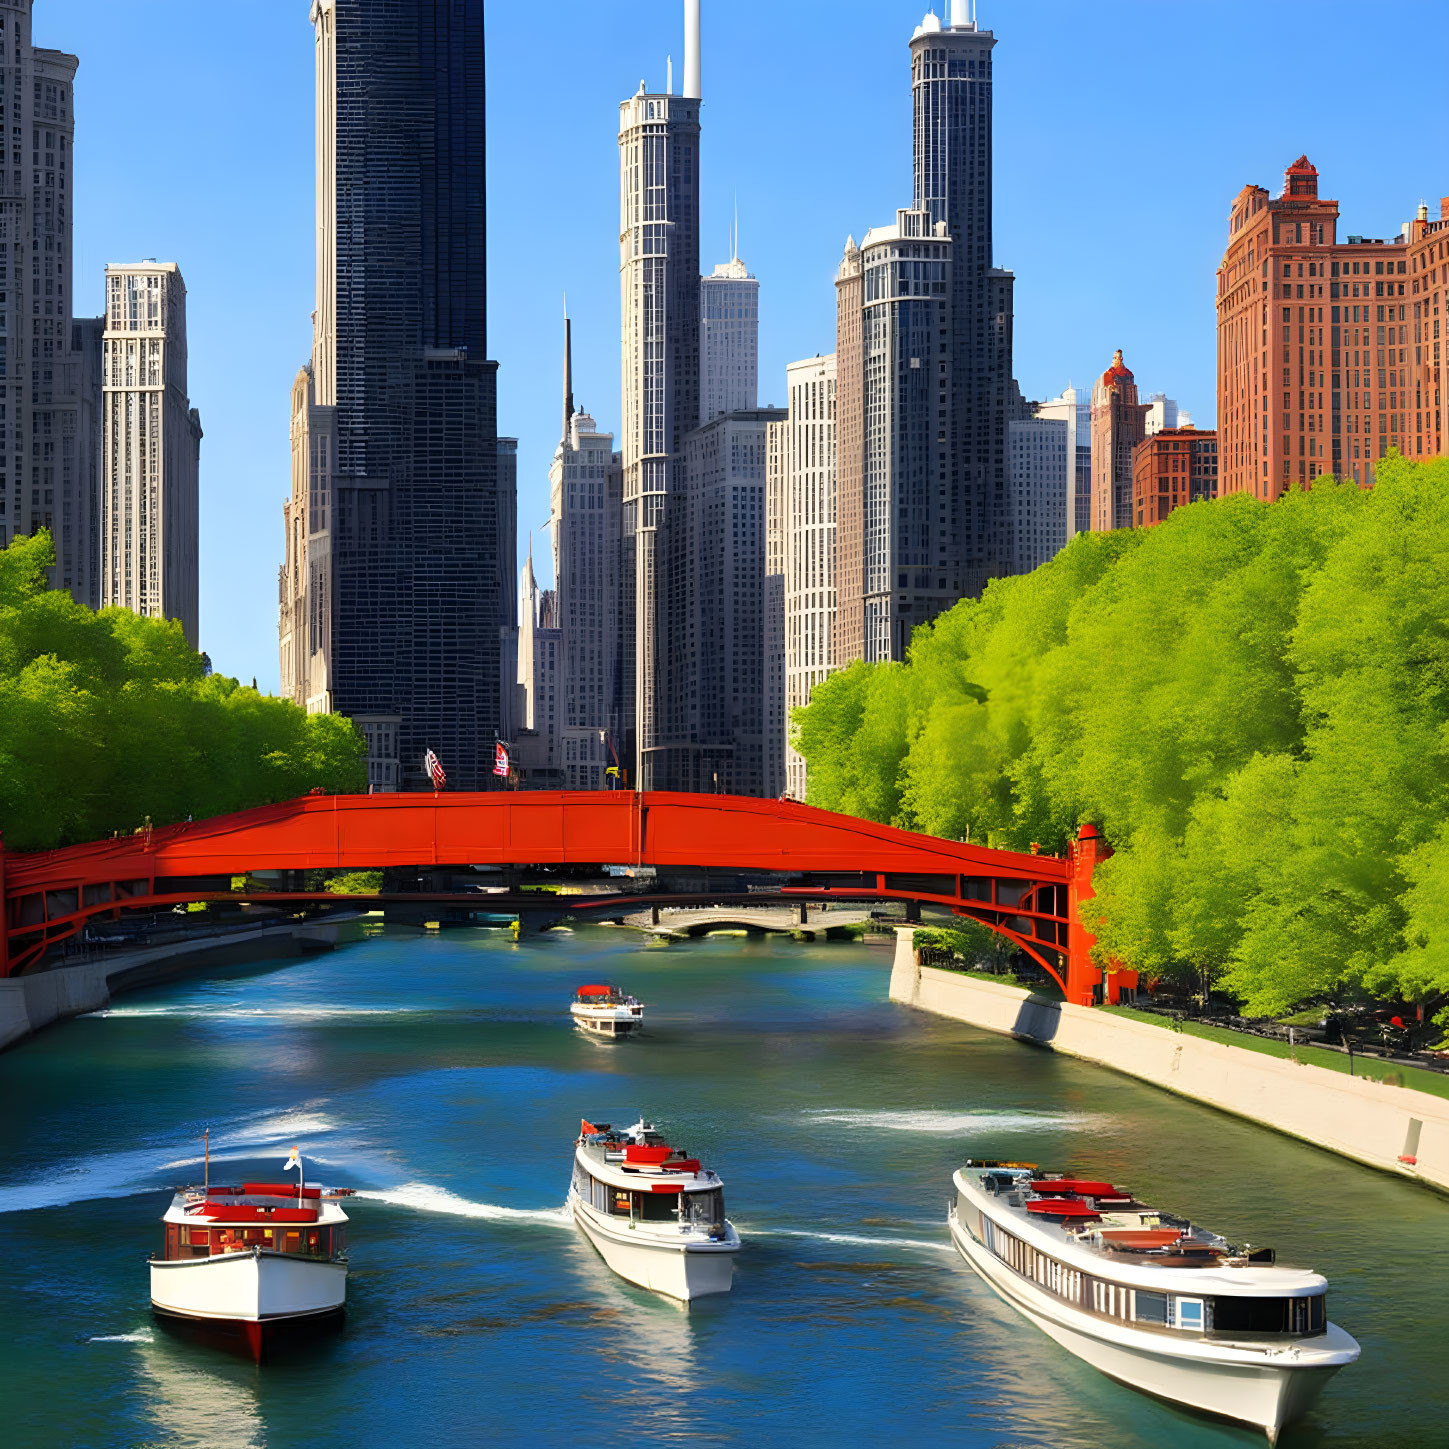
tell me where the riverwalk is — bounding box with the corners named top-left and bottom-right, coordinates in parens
top-left (889, 928), bottom-right (1449, 1193)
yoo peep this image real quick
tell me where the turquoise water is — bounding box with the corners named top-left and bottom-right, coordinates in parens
top-left (0, 925), bottom-right (1441, 1447)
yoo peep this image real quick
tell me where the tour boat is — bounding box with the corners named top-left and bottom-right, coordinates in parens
top-left (569, 1118), bottom-right (739, 1299)
top-left (150, 1160), bottom-right (353, 1361)
top-left (570, 983), bottom-right (645, 1038)
top-left (948, 1162), bottom-right (1359, 1442)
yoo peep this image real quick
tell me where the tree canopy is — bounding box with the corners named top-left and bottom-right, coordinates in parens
top-left (0, 531), bottom-right (366, 851)
top-left (795, 455), bottom-right (1449, 1018)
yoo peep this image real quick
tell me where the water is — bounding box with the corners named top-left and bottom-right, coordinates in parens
top-left (0, 924), bottom-right (1440, 1447)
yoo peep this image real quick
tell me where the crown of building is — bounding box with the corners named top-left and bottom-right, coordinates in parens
top-left (1101, 348), bottom-right (1134, 387)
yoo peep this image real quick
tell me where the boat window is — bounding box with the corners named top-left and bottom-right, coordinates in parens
top-left (683, 1189), bottom-right (724, 1230)
top-left (1210, 1294), bottom-right (1326, 1337)
top-left (1175, 1297), bottom-right (1204, 1331)
top-left (1134, 1290), bottom-right (1169, 1325)
top-left (638, 1191), bottom-right (680, 1222)
top-left (610, 1189), bottom-right (633, 1217)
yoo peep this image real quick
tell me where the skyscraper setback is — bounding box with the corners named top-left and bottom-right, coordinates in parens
top-left (279, 0), bottom-right (508, 791)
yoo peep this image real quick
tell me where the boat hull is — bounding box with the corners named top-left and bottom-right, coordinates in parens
top-left (570, 1006), bottom-right (642, 1038)
top-left (571, 1197), bottom-right (737, 1300)
top-left (150, 1249), bottom-right (347, 1361)
top-left (949, 1208), bottom-right (1351, 1442)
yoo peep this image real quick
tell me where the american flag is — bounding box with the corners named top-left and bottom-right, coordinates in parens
top-left (424, 749), bottom-right (447, 790)
top-left (493, 742), bottom-right (510, 778)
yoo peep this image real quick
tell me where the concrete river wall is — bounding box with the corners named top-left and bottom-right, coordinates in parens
top-left (0, 917), bottom-right (356, 1052)
top-left (889, 929), bottom-right (1449, 1194)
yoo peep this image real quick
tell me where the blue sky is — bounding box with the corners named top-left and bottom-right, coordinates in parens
top-left (55, 0), bottom-right (1448, 689)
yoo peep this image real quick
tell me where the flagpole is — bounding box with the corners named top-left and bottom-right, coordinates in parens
top-left (204, 1128), bottom-right (209, 1195)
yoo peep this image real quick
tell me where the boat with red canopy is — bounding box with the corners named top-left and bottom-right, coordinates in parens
top-left (569, 1118), bottom-right (739, 1299)
top-left (948, 1160), bottom-right (1358, 1441)
top-left (570, 984), bottom-right (644, 1038)
top-left (149, 1145), bottom-right (354, 1361)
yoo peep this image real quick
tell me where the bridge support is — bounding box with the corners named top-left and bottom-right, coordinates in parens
top-left (1065, 824), bottom-right (1136, 1007)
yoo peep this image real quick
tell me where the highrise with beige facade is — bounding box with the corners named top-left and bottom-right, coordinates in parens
top-left (701, 252), bottom-right (758, 425)
top-left (782, 354), bottom-right (836, 798)
top-left (99, 264), bottom-right (202, 647)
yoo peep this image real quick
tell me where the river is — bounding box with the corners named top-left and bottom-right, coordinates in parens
top-left (0, 924), bottom-right (1441, 1447)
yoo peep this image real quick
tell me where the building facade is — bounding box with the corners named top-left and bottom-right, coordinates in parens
top-left (550, 387), bottom-right (624, 791)
top-left (1007, 417), bottom-right (1067, 573)
top-left (1036, 384), bottom-right (1090, 539)
top-left (618, 41), bottom-right (701, 791)
top-left (909, 4), bottom-right (1021, 595)
top-left (278, 0), bottom-right (504, 792)
top-left (764, 417), bottom-right (786, 798)
top-left (513, 554), bottom-right (562, 787)
top-left (0, 3), bottom-right (101, 605)
top-left (844, 209), bottom-right (954, 663)
top-left (1217, 157), bottom-right (1447, 498)
top-left (99, 263), bottom-right (202, 646)
top-left (1132, 427), bottom-right (1218, 527)
top-left (832, 239), bottom-right (866, 665)
top-left (782, 353), bottom-right (836, 798)
top-left (1090, 350), bottom-right (1149, 531)
top-left (700, 254), bottom-right (758, 425)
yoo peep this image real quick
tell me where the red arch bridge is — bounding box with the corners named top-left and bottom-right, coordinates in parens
top-left (0, 792), bottom-right (1133, 1007)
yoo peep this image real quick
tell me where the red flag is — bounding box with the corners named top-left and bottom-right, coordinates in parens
top-left (580, 1118), bottom-right (598, 1137)
top-left (424, 748), bottom-right (446, 790)
top-left (493, 742), bottom-right (510, 778)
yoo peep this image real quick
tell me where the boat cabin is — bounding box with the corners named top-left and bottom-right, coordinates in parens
top-left (573, 1123), bottom-right (728, 1236)
top-left (158, 1183), bottom-right (351, 1263)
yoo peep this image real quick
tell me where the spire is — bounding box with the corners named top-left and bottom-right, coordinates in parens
top-left (683, 0), bottom-right (701, 99)
top-left (562, 305), bottom-right (574, 445)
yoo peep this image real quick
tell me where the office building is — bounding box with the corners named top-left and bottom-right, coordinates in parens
top-left (1090, 350), bottom-right (1149, 531)
top-left (835, 209), bottom-right (954, 663)
top-left (513, 553), bottom-right (562, 787)
top-left (701, 252), bottom-right (758, 424)
top-left (1007, 417), bottom-right (1067, 573)
top-left (550, 323), bottom-right (626, 790)
top-left (782, 354), bottom-right (836, 798)
top-left (764, 417), bottom-right (786, 797)
top-left (1144, 393), bottom-right (1188, 437)
top-left (496, 435), bottom-right (519, 745)
top-left (619, 0), bottom-right (701, 790)
top-left (99, 263), bottom-right (202, 647)
top-left (1217, 156), bottom-right (1448, 497)
top-left (278, 0), bottom-right (504, 792)
top-left (1036, 384), bottom-right (1091, 539)
top-left (1132, 427), bottom-right (1218, 527)
top-left (0, 4), bottom-right (99, 604)
top-left (909, 2), bottom-right (1022, 594)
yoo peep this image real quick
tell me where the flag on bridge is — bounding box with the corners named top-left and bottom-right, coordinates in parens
top-left (424, 749), bottom-right (447, 790)
top-left (493, 742), bottom-right (510, 778)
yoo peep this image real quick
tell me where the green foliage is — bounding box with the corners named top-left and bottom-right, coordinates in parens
top-left (0, 531), bottom-right (367, 850)
top-left (799, 457), bottom-right (1449, 1015)
top-left (324, 870), bottom-right (384, 895)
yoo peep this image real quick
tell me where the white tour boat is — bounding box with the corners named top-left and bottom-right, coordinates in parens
top-left (569, 1118), bottom-right (739, 1300)
top-left (150, 1150), bottom-right (353, 1361)
top-left (570, 983), bottom-right (644, 1039)
top-left (949, 1161), bottom-right (1359, 1442)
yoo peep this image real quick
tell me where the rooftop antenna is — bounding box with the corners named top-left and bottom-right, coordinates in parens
top-left (683, 0), bottom-right (701, 100)
top-left (561, 301), bottom-right (574, 444)
top-left (667, 55), bottom-right (673, 94)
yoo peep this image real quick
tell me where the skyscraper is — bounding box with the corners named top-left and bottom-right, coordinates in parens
top-left (619, 1), bottom-right (702, 790)
top-left (1090, 350), bottom-right (1148, 531)
top-left (0, 3), bottom-right (98, 604)
top-left (99, 263), bottom-right (202, 646)
top-left (549, 322), bottom-right (625, 791)
top-left (764, 416), bottom-right (787, 797)
top-left (700, 252), bottom-right (758, 424)
top-left (1007, 417), bottom-right (1066, 574)
top-left (279, 0), bottom-right (504, 792)
top-left (837, 209), bottom-right (954, 664)
top-left (909, 1), bottom-right (1021, 594)
top-left (782, 353), bottom-right (836, 799)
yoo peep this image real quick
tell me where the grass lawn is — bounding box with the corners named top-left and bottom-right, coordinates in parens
top-left (1099, 1004), bottom-right (1449, 1102)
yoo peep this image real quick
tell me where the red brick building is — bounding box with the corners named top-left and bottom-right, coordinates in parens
top-left (1090, 350), bottom-right (1149, 531)
top-left (1132, 427), bottom-right (1218, 527)
top-left (1217, 156), bottom-right (1447, 499)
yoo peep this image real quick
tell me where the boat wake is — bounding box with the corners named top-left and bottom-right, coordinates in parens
top-left (88, 1330), bottom-right (155, 1344)
top-left (757, 1226), bottom-right (953, 1254)
top-left (0, 1102), bottom-right (342, 1214)
top-left (356, 1181), bottom-right (572, 1228)
top-left (801, 1108), bottom-right (1101, 1134)
top-left (91, 1004), bottom-right (406, 1021)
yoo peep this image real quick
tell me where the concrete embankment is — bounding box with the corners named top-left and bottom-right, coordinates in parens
top-left (889, 929), bottom-right (1449, 1193)
top-left (0, 916), bottom-right (356, 1052)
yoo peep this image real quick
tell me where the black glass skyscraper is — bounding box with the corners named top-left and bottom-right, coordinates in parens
top-left (280, 0), bottom-right (508, 791)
